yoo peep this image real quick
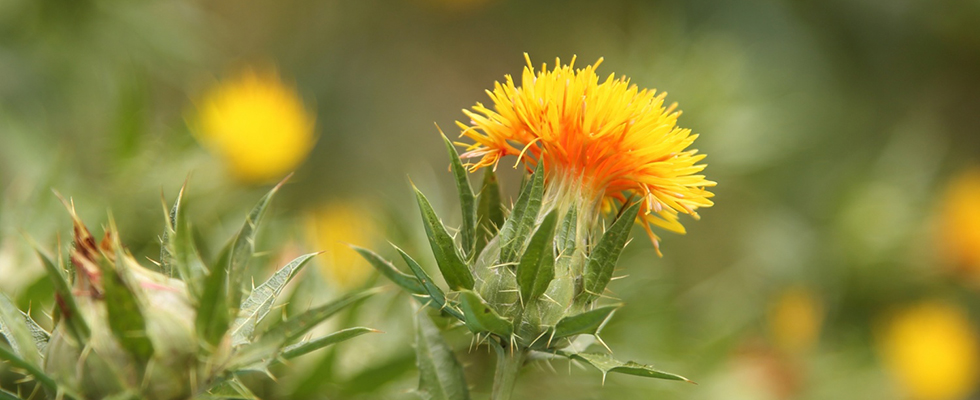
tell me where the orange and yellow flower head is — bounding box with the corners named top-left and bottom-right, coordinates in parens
top-left (458, 54), bottom-right (715, 253)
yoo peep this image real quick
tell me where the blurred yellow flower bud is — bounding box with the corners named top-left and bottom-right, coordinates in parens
top-left (306, 201), bottom-right (377, 290)
top-left (878, 301), bottom-right (979, 400)
top-left (767, 286), bottom-right (823, 354)
top-left (191, 68), bottom-right (316, 183)
top-left (937, 168), bottom-right (980, 281)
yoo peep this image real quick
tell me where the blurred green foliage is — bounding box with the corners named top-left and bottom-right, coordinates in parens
top-left (2, 0), bottom-right (980, 399)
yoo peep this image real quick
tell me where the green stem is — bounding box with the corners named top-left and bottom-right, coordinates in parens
top-left (491, 344), bottom-right (526, 400)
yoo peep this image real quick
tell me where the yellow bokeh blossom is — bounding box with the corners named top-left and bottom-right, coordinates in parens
top-left (879, 301), bottom-right (979, 400)
top-left (458, 54), bottom-right (715, 253)
top-left (767, 286), bottom-right (823, 354)
top-left (306, 201), bottom-right (377, 290)
top-left (937, 168), bottom-right (980, 281)
top-left (192, 68), bottom-right (316, 183)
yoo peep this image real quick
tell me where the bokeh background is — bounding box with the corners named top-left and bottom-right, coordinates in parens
top-left (2, 0), bottom-right (980, 399)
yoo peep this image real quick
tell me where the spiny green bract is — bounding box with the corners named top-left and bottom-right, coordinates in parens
top-left (0, 178), bottom-right (377, 400)
top-left (356, 135), bottom-right (692, 397)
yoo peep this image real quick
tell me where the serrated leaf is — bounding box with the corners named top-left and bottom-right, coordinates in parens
top-left (557, 351), bottom-right (693, 383)
top-left (579, 202), bottom-right (641, 304)
top-left (498, 163), bottom-right (545, 264)
top-left (27, 240), bottom-right (89, 342)
top-left (281, 327), bottom-right (379, 359)
top-left (414, 187), bottom-right (474, 291)
top-left (227, 177), bottom-right (287, 316)
top-left (21, 311), bottom-right (49, 355)
top-left (230, 289), bottom-right (375, 369)
top-left (197, 245), bottom-right (232, 348)
top-left (353, 245), bottom-right (425, 295)
top-left (230, 252), bottom-right (319, 346)
top-left (0, 293), bottom-right (40, 367)
top-left (0, 344), bottom-right (57, 392)
top-left (393, 245), bottom-right (463, 320)
top-left (555, 208), bottom-right (577, 272)
top-left (416, 313), bottom-right (471, 400)
top-left (102, 244), bottom-right (154, 367)
top-left (553, 305), bottom-right (620, 340)
top-left (476, 169), bottom-right (504, 256)
top-left (458, 290), bottom-right (513, 337)
top-left (516, 209), bottom-right (558, 305)
top-left (162, 185), bottom-right (207, 299)
top-left (442, 134), bottom-right (477, 260)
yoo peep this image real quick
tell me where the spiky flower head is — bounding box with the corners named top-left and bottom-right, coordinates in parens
top-left (191, 68), bottom-right (317, 184)
top-left (459, 54), bottom-right (715, 253)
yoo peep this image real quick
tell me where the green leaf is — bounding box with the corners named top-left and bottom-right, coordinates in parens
top-left (416, 312), bottom-right (471, 400)
top-left (0, 345), bottom-right (57, 392)
top-left (516, 209), bottom-right (558, 305)
top-left (442, 134), bottom-right (477, 260)
top-left (227, 176), bottom-right (288, 314)
top-left (579, 202), bottom-right (641, 304)
top-left (230, 252), bottom-right (319, 346)
top-left (20, 311), bottom-right (49, 355)
top-left (352, 245), bottom-right (425, 295)
top-left (413, 187), bottom-right (474, 291)
top-left (281, 327), bottom-right (379, 359)
top-left (102, 244), bottom-right (154, 367)
top-left (556, 351), bottom-right (694, 383)
top-left (0, 293), bottom-right (40, 366)
top-left (498, 163), bottom-right (545, 264)
top-left (476, 169), bottom-right (504, 256)
top-left (0, 387), bottom-right (22, 400)
top-left (553, 305), bottom-right (620, 340)
top-left (393, 245), bottom-right (463, 320)
top-left (458, 290), bottom-right (513, 338)
top-left (555, 207), bottom-right (578, 271)
top-left (230, 289), bottom-right (376, 369)
top-left (197, 245), bottom-right (232, 348)
top-left (162, 184), bottom-right (207, 299)
top-left (203, 377), bottom-right (258, 399)
top-left (28, 239), bottom-right (89, 342)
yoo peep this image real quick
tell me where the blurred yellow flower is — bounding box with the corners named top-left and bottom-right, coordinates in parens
top-left (879, 301), bottom-right (979, 400)
top-left (767, 287), bottom-right (823, 354)
top-left (306, 201), bottom-right (377, 290)
top-left (458, 54), bottom-right (715, 253)
top-left (937, 168), bottom-right (980, 280)
top-left (192, 68), bottom-right (316, 183)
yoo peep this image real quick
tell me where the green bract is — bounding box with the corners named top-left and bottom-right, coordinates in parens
top-left (358, 136), bottom-right (692, 400)
top-left (0, 179), bottom-right (377, 399)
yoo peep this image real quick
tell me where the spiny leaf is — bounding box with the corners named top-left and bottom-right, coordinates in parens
top-left (162, 184), bottom-right (207, 299)
top-left (0, 344), bottom-right (58, 392)
top-left (0, 388), bottom-right (21, 400)
top-left (281, 327), bottom-right (379, 359)
top-left (353, 245), bottom-right (425, 295)
top-left (442, 134), bottom-right (477, 260)
top-left (102, 243), bottom-right (154, 367)
top-left (516, 209), bottom-right (558, 305)
top-left (0, 293), bottom-right (40, 367)
top-left (458, 290), bottom-right (513, 338)
top-left (203, 377), bottom-right (258, 399)
top-left (413, 186), bottom-right (474, 290)
top-left (27, 239), bottom-right (89, 342)
top-left (555, 207), bottom-right (577, 272)
top-left (227, 175), bottom-right (289, 314)
top-left (476, 168), bottom-right (504, 256)
top-left (393, 245), bottom-right (463, 320)
top-left (230, 289), bottom-right (376, 369)
top-left (416, 312), bottom-right (471, 400)
top-left (498, 163), bottom-right (545, 264)
top-left (556, 351), bottom-right (694, 384)
top-left (553, 305), bottom-right (620, 340)
top-left (20, 311), bottom-right (49, 355)
top-left (579, 202), bottom-right (641, 304)
top-left (197, 244), bottom-right (232, 348)
top-left (230, 252), bottom-right (320, 346)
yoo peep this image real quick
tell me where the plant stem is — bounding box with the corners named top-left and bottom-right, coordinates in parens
top-left (491, 344), bottom-right (526, 400)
